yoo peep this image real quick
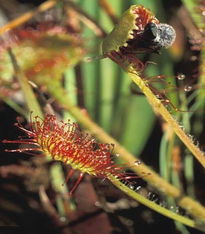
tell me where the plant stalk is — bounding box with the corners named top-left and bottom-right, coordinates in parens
top-left (108, 175), bottom-right (201, 231)
top-left (129, 72), bottom-right (205, 169)
top-left (48, 84), bottom-right (205, 222)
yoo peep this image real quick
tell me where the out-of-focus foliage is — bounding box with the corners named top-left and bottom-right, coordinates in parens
top-left (0, 25), bottom-right (84, 87)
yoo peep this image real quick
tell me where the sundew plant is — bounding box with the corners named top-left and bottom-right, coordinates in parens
top-left (0, 1), bottom-right (205, 233)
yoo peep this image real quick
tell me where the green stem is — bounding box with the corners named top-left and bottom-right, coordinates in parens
top-left (129, 72), bottom-right (205, 169)
top-left (8, 49), bottom-right (71, 217)
top-left (48, 85), bottom-right (205, 222)
top-left (108, 175), bottom-right (199, 230)
top-left (8, 48), bottom-right (43, 119)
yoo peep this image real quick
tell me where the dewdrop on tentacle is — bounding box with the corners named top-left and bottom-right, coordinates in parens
top-left (102, 5), bottom-right (176, 72)
top-left (3, 114), bottom-right (140, 196)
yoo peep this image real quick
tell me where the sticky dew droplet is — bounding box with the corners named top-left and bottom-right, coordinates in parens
top-left (135, 186), bottom-right (142, 192)
top-left (175, 206), bottom-right (180, 214)
top-left (147, 191), bottom-right (152, 199)
top-left (147, 192), bottom-right (159, 202)
top-left (147, 192), bottom-right (154, 199)
top-left (156, 94), bottom-right (162, 99)
top-left (177, 73), bottom-right (186, 80)
top-left (60, 216), bottom-right (67, 223)
top-left (134, 160), bottom-right (141, 166)
top-left (188, 133), bottom-right (194, 142)
top-left (129, 184), bottom-right (135, 190)
top-left (190, 55), bottom-right (197, 61)
top-left (169, 205), bottom-right (176, 212)
top-left (184, 85), bottom-right (192, 92)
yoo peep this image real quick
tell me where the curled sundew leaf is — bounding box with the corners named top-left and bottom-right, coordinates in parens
top-left (102, 5), bottom-right (176, 73)
top-left (0, 22), bottom-right (85, 88)
top-left (102, 5), bottom-right (159, 54)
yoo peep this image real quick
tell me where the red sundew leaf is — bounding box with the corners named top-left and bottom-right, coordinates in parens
top-left (3, 114), bottom-right (139, 195)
